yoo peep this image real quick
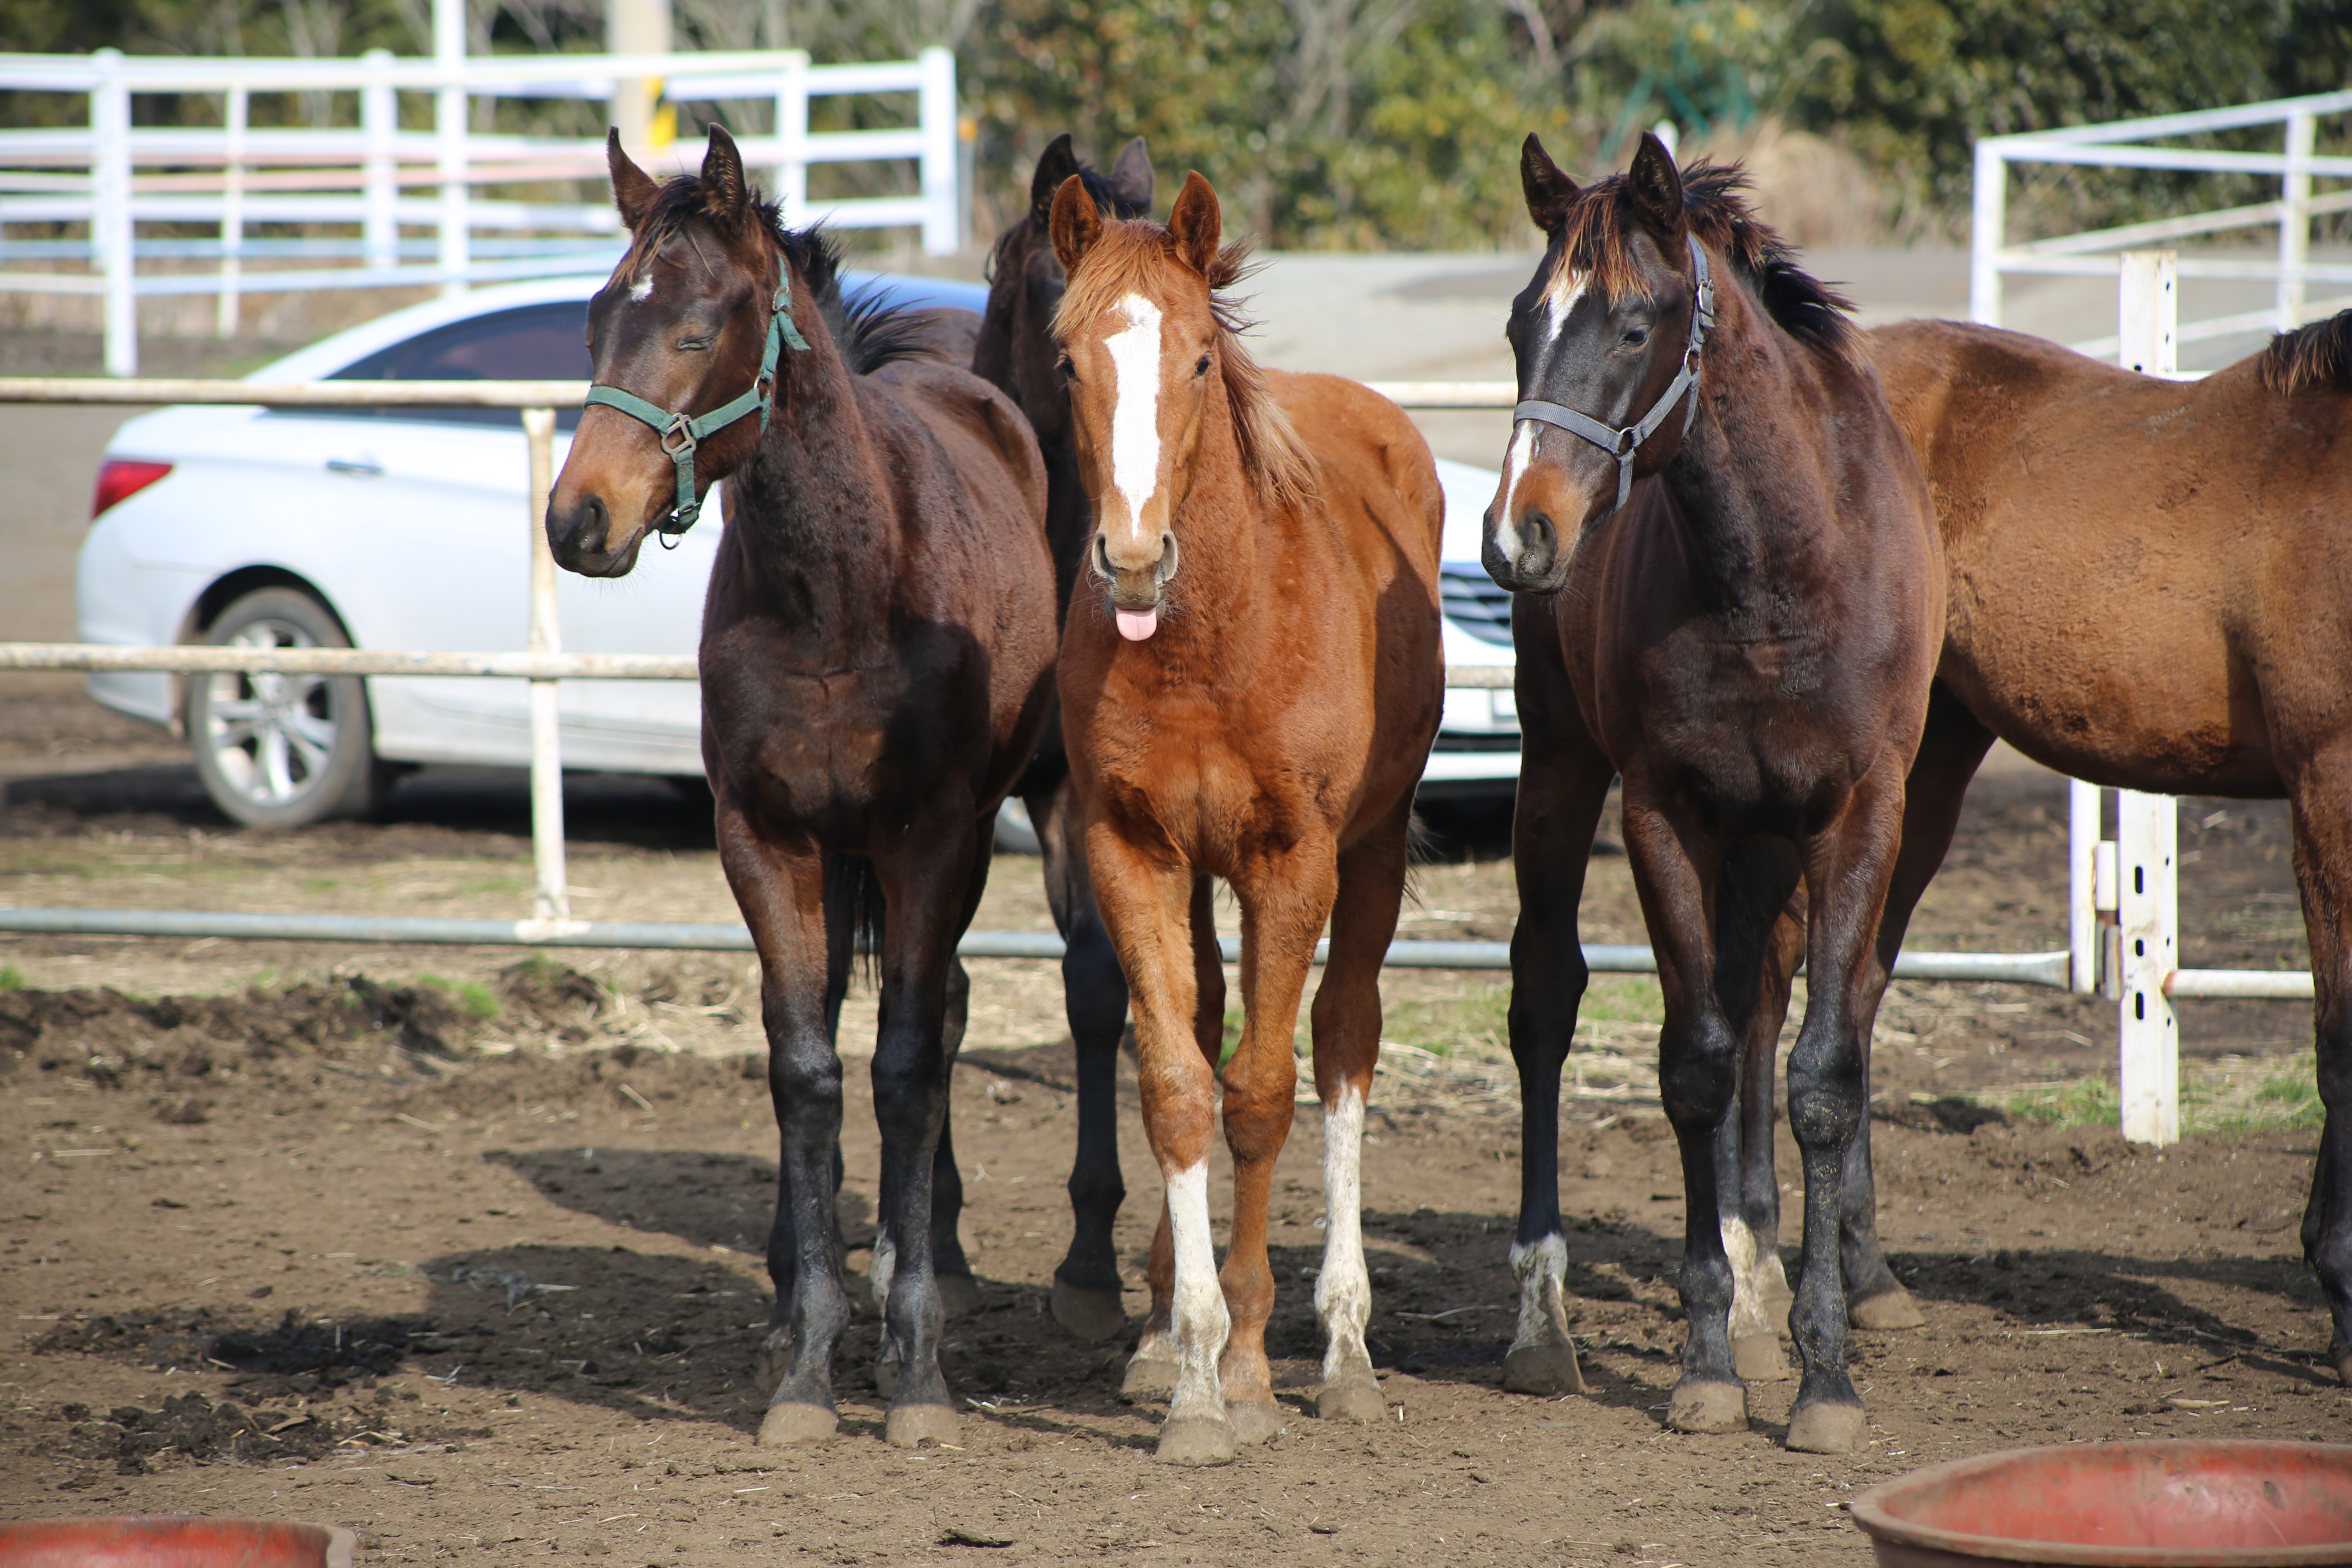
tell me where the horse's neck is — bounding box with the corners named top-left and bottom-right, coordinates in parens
top-left (1163, 387), bottom-right (1263, 628)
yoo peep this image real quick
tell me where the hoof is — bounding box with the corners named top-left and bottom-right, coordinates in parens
top-left (1785, 1400), bottom-right (1866, 1454)
top-left (1226, 1398), bottom-right (1285, 1446)
top-left (1666, 1379), bottom-right (1749, 1434)
top-left (1155, 1413), bottom-right (1238, 1467)
top-left (885, 1402), bottom-right (961, 1449)
top-left (1503, 1341), bottom-right (1584, 1397)
top-left (1051, 1279), bottom-right (1128, 1343)
top-left (1120, 1353), bottom-right (1178, 1404)
top-left (1315, 1375), bottom-right (1387, 1424)
top-left (1850, 1287), bottom-right (1925, 1331)
top-left (935, 1272), bottom-right (982, 1321)
top-left (1733, 1331), bottom-right (1791, 1382)
top-left (756, 1401), bottom-right (838, 1447)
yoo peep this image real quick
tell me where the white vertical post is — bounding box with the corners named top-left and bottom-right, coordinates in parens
top-left (606, 0), bottom-right (671, 156)
top-left (2116, 247), bottom-right (2179, 1146)
top-left (916, 46), bottom-right (958, 256)
top-left (772, 49), bottom-right (809, 229)
top-left (215, 84), bottom-right (247, 340)
top-left (1970, 138), bottom-right (2006, 327)
top-left (2279, 110), bottom-right (2316, 333)
top-left (2068, 777), bottom-right (2103, 993)
top-left (522, 407), bottom-right (569, 924)
top-left (362, 50), bottom-right (398, 274)
top-left (434, 0), bottom-right (470, 297)
top-left (93, 50), bottom-right (136, 378)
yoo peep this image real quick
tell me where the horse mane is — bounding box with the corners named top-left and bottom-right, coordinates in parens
top-left (985, 162), bottom-right (1149, 283)
top-left (2259, 309), bottom-right (2352, 395)
top-left (1055, 220), bottom-right (1319, 515)
top-left (1549, 161), bottom-right (1858, 363)
top-left (621, 173), bottom-right (927, 376)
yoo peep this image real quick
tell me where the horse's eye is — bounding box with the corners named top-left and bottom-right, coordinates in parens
top-left (1055, 354), bottom-right (1076, 382)
top-left (678, 335), bottom-right (714, 352)
top-left (1622, 326), bottom-right (1650, 347)
top-left (1194, 354), bottom-right (1211, 378)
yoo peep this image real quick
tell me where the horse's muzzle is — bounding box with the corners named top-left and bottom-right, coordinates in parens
top-left (545, 491), bottom-right (646, 579)
top-left (1092, 528), bottom-right (1178, 640)
top-left (1483, 503), bottom-right (1568, 594)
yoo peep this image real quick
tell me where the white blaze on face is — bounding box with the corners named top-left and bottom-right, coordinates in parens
top-left (1495, 264), bottom-right (1591, 537)
top-left (1103, 293), bottom-right (1165, 536)
top-left (1163, 1158), bottom-right (1228, 1419)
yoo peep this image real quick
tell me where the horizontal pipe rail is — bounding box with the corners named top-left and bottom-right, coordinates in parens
top-left (2165, 968), bottom-right (2316, 1000)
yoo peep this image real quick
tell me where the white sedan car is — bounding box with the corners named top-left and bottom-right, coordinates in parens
top-left (78, 274), bottom-right (1520, 828)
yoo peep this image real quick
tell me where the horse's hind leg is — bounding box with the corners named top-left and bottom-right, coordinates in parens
top-left (1711, 842), bottom-right (1802, 1383)
top-left (1036, 774), bottom-right (1137, 1343)
top-left (1308, 792), bottom-right (1414, 1426)
top-left (1502, 657), bottom-right (1613, 1396)
top-left (2288, 746), bottom-right (2352, 1383)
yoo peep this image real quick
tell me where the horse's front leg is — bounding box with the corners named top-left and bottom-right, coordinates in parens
top-left (1620, 790), bottom-right (1748, 1434)
top-left (1501, 644), bottom-right (1613, 1397)
top-left (2287, 742), bottom-right (2352, 1383)
top-left (717, 812), bottom-right (855, 1448)
top-left (1782, 761), bottom-right (1909, 1454)
top-left (864, 817), bottom-right (995, 1448)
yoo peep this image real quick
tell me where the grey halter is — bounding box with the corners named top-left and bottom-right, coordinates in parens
top-left (1510, 232), bottom-right (1717, 514)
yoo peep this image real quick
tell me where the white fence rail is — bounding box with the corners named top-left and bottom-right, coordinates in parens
top-left (1972, 89), bottom-right (2352, 360)
top-left (0, 43), bottom-right (960, 377)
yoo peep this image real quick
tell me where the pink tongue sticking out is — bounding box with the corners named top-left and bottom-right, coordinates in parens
top-left (1115, 606), bottom-right (1159, 642)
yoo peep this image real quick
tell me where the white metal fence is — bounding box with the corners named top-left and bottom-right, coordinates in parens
top-left (0, 45), bottom-right (960, 377)
top-left (1972, 89), bottom-right (2352, 361)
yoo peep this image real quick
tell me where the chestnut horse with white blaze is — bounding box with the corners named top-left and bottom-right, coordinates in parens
top-left (1049, 171), bottom-right (1444, 1466)
top-left (544, 127), bottom-right (1056, 1449)
top-left (1485, 134), bottom-right (1941, 1454)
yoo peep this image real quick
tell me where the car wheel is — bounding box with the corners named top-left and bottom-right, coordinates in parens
top-left (186, 586), bottom-right (388, 829)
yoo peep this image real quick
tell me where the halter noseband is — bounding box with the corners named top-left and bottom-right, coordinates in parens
top-left (581, 253), bottom-right (811, 541)
top-left (1510, 232), bottom-right (1717, 515)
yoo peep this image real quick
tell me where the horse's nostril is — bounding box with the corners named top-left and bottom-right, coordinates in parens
top-left (1090, 532), bottom-right (1114, 581)
top-left (1519, 511), bottom-right (1558, 572)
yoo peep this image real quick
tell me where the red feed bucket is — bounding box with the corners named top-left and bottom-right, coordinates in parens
top-left (1850, 1442), bottom-right (2352, 1567)
top-left (0, 1517), bottom-right (356, 1568)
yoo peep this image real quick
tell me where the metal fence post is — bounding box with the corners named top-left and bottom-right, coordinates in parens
top-left (363, 50), bottom-right (398, 274)
top-left (216, 84), bottom-right (247, 340)
top-left (1970, 138), bottom-right (2006, 327)
top-left (2116, 248), bottom-right (2180, 1145)
top-left (917, 46), bottom-right (958, 256)
top-left (522, 406), bottom-right (569, 923)
top-left (773, 50), bottom-right (809, 228)
top-left (434, 0), bottom-right (470, 297)
top-left (2280, 110), bottom-right (2316, 333)
top-left (93, 49), bottom-right (136, 378)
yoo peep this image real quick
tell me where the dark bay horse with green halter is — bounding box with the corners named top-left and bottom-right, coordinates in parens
top-left (1482, 133), bottom-right (1942, 1453)
top-left (971, 133), bottom-right (1157, 1345)
top-left (545, 126), bottom-right (1056, 1448)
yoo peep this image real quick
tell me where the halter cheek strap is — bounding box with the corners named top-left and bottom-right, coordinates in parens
top-left (1510, 232), bottom-right (1717, 515)
top-left (581, 263), bottom-right (811, 541)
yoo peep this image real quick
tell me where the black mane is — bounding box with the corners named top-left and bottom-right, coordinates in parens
top-left (985, 163), bottom-right (1150, 283)
top-left (2260, 309), bottom-right (2352, 395)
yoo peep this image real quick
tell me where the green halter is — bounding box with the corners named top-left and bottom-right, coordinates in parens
top-left (581, 262), bottom-right (811, 539)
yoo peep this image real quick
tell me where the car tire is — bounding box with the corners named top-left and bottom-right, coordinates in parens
top-left (185, 586), bottom-right (389, 829)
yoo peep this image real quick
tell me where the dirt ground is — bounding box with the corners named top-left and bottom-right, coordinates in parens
top-left (1, 688), bottom-right (2344, 1566)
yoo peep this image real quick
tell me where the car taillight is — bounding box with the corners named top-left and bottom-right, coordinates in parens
top-left (92, 458), bottom-right (174, 519)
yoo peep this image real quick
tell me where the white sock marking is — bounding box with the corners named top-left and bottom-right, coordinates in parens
top-left (1103, 293), bottom-right (1164, 542)
top-left (1508, 1232), bottom-right (1571, 1353)
top-left (868, 1232), bottom-right (897, 1318)
top-left (1164, 1159), bottom-right (1227, 1421)
top-left (1724, 1215), bottom-right (1773, 1341)
top-left (1316, 1085), bottom-right (1372, 1385)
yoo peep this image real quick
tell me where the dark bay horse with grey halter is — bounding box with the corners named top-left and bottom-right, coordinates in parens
top-left (1483, 133), bottom-right (1941, 1453)
top-left (971, 133), bottom-right (1156, 1345)
top-left (545, 126), bottom-right (1056, 1448)
top-left (1050, 170), bottom-right (1444, 1464)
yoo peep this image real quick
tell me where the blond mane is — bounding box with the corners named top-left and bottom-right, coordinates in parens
top-left (1055, 220), bottom-right (1318, 516)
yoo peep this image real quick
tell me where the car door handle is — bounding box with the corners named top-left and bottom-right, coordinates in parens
top-left (325, 457), bottom-right (383, 477)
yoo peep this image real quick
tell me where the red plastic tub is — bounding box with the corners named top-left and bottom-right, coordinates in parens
top-left (1849, 1442), bottom-right (2352, 1566)
top-left (0, 1517), bottom-right (356, 1567)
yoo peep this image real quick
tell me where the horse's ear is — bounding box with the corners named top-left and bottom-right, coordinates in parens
top-left (1166, 171), bottom-right (1221, 275)
top-left (1520, 134), bottom-right (1577, 236)
top-left (702, 122), bottom-right (749, 225)
top-left (1031, 133), bottom-right (1082, 220)
top-left (1627, 131), bottom-right (1686, 239)
top-left (608, 128), bottom-right (659, 230)
top-left (1109, 136), bottom-right (1154, 214)
top-left (1050, 174), bottom-right (1103, 274)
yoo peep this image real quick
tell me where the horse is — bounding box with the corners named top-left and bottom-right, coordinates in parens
top-left (970, 133), bottom-right (1158, 1345)
top-left (1481, 133), bottom-right (1942, 1453)
top-left (543, 126), bottom-right (1057, 1448)
top-left (1048, 170), bottom-right (1445, 1464)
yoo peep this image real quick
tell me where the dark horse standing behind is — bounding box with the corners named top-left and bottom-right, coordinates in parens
top-left (545, 127), bottom-right (1056, 1448)
top-left (971, 133), bottom-right (1157, 1344)
top-left (1483, 134), bottom-right (1941, 1453)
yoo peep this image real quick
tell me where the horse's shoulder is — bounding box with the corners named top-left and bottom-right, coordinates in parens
top-left (863, 359), bottom-right (1047, 526)
top-left (1263, 370), bottom-right (1443, 558)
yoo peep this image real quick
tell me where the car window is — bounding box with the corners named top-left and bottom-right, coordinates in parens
top-left (325, 303), bottom-right (591, 430)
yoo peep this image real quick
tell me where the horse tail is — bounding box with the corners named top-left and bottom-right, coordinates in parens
top-left (824, 852), bottom-right (886, 988)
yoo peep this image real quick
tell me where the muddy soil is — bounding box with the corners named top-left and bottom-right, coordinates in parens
top-left (2, 693), bottom-right (2345, 1566)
